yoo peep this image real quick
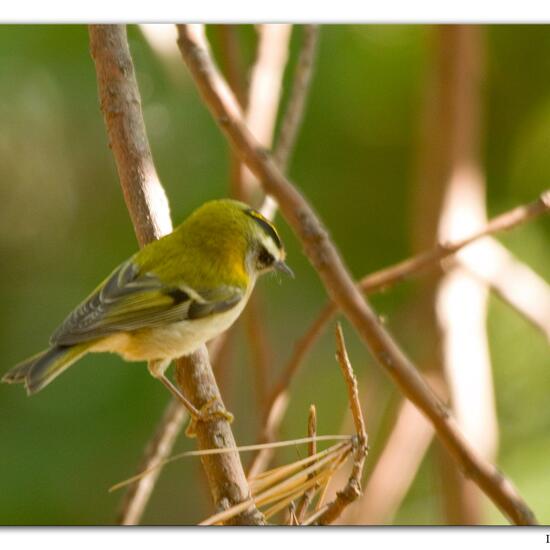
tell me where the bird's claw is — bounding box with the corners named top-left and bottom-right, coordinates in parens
top-left (185, 398), bottom-right (234, 437)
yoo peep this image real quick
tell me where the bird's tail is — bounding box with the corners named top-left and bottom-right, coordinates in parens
top-left (2, 344), bottom-right (90, 395)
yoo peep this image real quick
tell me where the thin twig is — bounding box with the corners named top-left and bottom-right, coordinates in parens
top-left (249, 191), bottom-right (550, 477)
top-left (89, 24), bottom-right (263, 526)
top-left (112, 436), bottom-right (351, 493)
top-left (273, 25), bottom-right (319, 172)
top-left (175, 24), bottom-right (538, 525)
top-left (311, 325), bottom-right (368, 525)
top-left (295, 404), bottom-right (318, 522)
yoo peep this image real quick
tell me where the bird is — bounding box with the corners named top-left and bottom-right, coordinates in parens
top-left (2, 199), bottom-right (293, 421)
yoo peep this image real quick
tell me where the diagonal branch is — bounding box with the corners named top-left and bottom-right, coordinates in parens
top-left (89, 24), bottom-right (263, 526)
top-left (175, 23), bottom-right (537, 525)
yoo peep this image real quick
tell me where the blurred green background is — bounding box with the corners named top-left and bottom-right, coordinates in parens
top-left (0, 24), bottom-right (549, 525)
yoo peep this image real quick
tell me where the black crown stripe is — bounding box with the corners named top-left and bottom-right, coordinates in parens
top-left (245, 209), bottom-right (282, 250)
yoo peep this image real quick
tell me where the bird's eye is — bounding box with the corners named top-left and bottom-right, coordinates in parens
top-left (258, 246), bottom-right (275, 268)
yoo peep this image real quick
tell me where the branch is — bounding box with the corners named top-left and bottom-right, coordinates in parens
top-left (432, 24), bottom-right (492, 523)
top-left (89, 25), bottom-right (172, 245)
top-left (89, 24), bottom-right (263, 526)
top-left (175, 24), bottom-right (538, 525)
top-left (215, 24), bottom-right (247, 109)
top-left (174, 347), bottom-right (263, 524)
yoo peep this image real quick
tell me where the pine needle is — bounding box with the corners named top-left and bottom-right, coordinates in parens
top-left (110, 434), bottom-right (351, 492)
top-left (200, 443), bottom-right (352, 525)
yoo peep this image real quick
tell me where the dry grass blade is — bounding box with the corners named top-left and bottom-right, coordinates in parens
top-left (254, 445), bottom-right (351, 503)
top-left (248, 441), bottom-right (348, 494)
top-left (111, 436), bottom-right (349, 493)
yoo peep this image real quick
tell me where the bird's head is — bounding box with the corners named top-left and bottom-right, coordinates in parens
top-left (181, 199), bottom-right (293, 283)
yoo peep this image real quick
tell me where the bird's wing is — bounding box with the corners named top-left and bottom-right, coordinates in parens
top-left (50, 259), bottom-right (244, 346)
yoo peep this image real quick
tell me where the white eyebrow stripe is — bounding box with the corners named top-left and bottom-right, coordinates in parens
top-left (262, 234), bottom-right (282, 261)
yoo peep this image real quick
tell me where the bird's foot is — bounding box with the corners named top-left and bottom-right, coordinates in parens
top-left (185, 398), bottom-right (234, 437)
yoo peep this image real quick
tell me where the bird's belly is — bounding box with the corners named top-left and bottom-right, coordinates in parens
top-left (92, 302), bottom-right (246, 361)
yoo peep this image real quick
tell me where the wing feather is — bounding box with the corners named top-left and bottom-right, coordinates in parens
top-left (50, 260), bottom-right (243, 346)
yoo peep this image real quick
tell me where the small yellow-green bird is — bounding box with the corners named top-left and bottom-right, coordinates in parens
top-left (2, 199), bottom-right (292, 417)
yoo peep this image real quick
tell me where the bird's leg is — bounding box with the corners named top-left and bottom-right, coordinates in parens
top-left (148, 359), bottom-right (203, 420)
top-left (148, 360), bottom-right (234, 437)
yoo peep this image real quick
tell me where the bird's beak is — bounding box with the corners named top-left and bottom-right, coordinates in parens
top-left (274, 260), bottom-right (294, 278)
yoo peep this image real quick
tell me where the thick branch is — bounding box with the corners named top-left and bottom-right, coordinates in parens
top-left (175, 346), bottom-right (263, 525)
top-left (89, 24), bottom-right (262, 526)
top-left (89, 25), bottom-right (171, 246)
top-left (175, 24), bottom-right (537, 525)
